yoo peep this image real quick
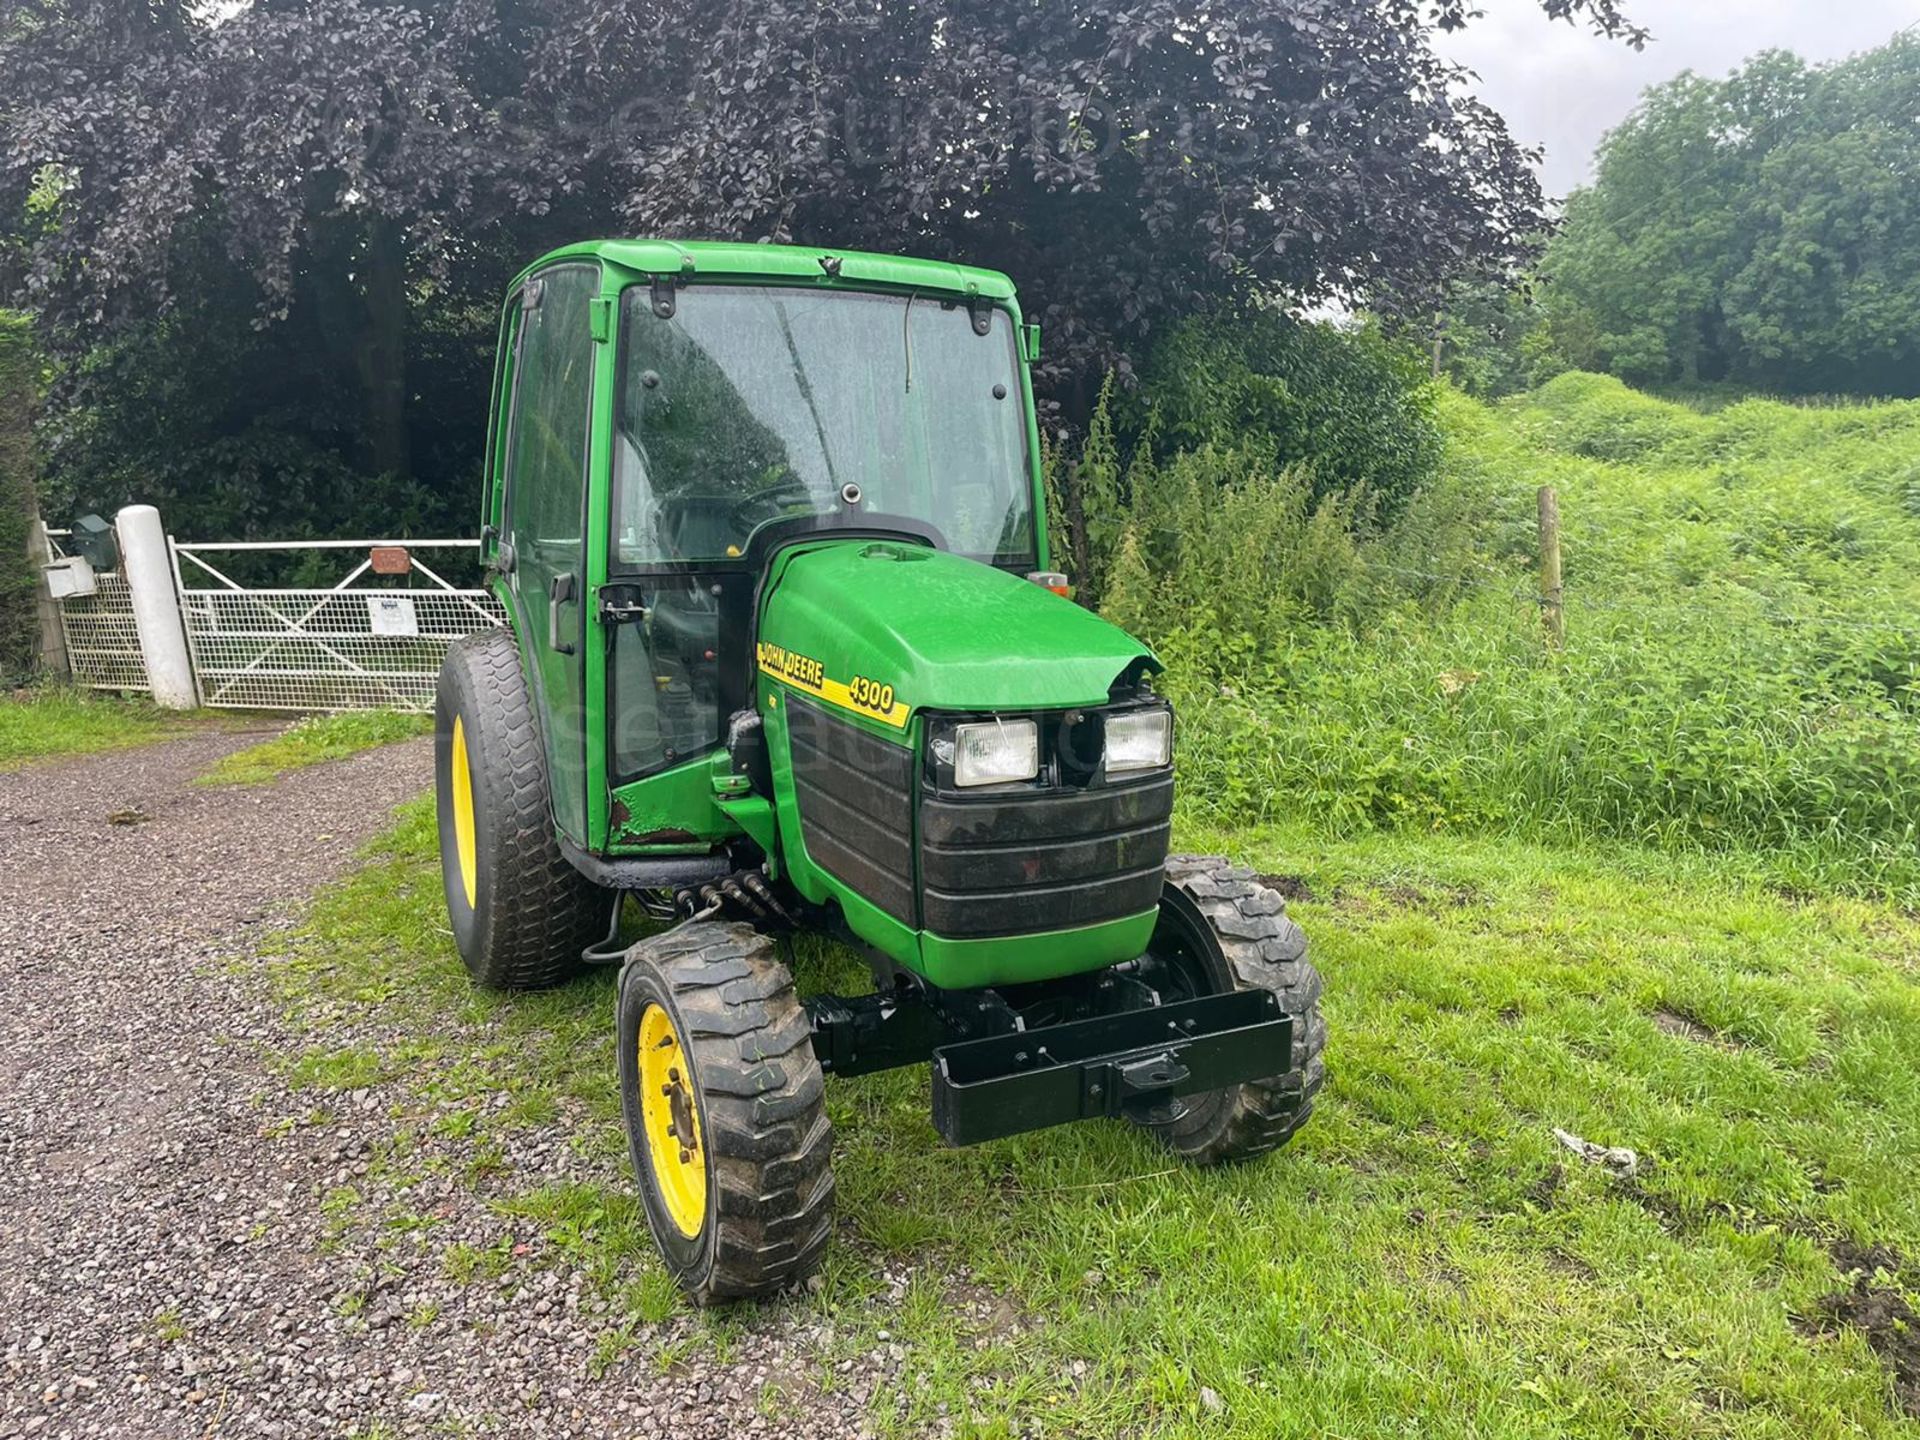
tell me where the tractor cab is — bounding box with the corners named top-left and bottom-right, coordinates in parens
top-left (437, 241), bottom-right (1325, 1303)
top-left (477, 243), bottom-right (1051, 862)
top-left (601, 270), bottom-right (1039, 794)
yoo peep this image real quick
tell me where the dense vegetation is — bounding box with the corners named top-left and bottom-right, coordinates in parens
top-left (1076, 370), bottom-right (1920, 899)
top-left (0, 311), bottom-right (35, 678)
top-left (7, 4), bottom-right (1914, 901)
top-left (0, 0), bottom-right (1640, 539)
top-left (1131, 309), bottom-right (1443, 519)
top-left (1505, 35), bottom-right (1920, 398)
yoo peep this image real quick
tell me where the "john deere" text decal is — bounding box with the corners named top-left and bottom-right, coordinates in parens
top-left (756, 641), bottom-right (910, 728)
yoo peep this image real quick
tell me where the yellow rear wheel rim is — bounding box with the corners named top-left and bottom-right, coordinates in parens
top-left (638, 1004), bottom-right (708, 1237)
top-left (450, 716), bottom-right (478, 909)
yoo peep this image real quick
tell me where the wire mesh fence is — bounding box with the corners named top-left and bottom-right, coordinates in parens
top-left (57, 570), bottom-right (149, 692)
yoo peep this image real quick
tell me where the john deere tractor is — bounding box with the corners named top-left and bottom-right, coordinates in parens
top-left (434, 240), bottom-right (1326, 1303)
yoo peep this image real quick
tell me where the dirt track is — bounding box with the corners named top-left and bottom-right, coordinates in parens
top-left (0, 731), bottom-right (869, 1439)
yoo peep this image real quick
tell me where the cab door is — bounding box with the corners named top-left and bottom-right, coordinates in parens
top-left (498, 263), bottom-right (599, 844)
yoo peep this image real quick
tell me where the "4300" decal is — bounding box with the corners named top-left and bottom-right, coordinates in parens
top-left (756, 642), bottom-right (910, 728)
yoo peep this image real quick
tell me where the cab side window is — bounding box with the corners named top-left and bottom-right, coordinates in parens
top-left (504, 266), bottom-right (596, 585)
top-left (499, 264), bottom-right (598, 840)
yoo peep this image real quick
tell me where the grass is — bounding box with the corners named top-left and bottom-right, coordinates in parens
top-left (1095, 372), bottom-right (1920, 900)
top-left (195, 710), bottom-right (427, 786)
top-left (0, 684), bottom-right (188, 768)
top-left (0, 687), bottom-right (425, 780)
top-left (278, 798), bottom-right (1920, 1439)
top-left (246, 371), bottom-right (1920, 1432)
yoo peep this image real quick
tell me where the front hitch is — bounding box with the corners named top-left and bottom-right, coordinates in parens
top-left (927, 990), bottom-right (1290, 1146)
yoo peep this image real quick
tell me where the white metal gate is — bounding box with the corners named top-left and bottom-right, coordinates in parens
top-left (45, 529), bottom-right (150, 693)
top-left (170, 539), bottom-right (505, 712)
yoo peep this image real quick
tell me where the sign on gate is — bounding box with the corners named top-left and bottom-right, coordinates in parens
top-left (367, 594), bottom-right (421, 638)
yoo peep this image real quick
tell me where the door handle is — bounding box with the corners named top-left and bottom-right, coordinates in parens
top-left (549, 571), bottom-right (578, 656)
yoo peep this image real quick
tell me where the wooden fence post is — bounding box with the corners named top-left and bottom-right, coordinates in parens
top-left (26, 513), bottom-right (69, 679)
top-left (1537, 485), bottom-right (1564, 648)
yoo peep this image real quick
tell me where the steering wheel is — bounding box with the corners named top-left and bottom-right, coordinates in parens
top-left (726, 471), bottom-right (818, 529)
top-left (651, 475), bottom-right (824, 563)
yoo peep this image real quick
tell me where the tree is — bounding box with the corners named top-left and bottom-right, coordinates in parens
top-left (0, 310), bottom-right (39, 679)
top-left (0, 0), bottom-right (1644, 536)
top-left (1, 0), bottom-right (534, 498)
top-left (1414, 274), bottom-right (1567, 399)
top-left (1134, 307), bottom-right (1442, 516)
top-left (1543, 35), bottom-right (1920, 396)
top-left (571, 0), bottom-right (1644, 418)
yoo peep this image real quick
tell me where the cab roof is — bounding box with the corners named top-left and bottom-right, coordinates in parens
top-left (516, 239), bottom-right (1017, 302)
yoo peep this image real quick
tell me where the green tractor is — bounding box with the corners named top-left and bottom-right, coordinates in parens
top-left (434, 240), bottom-right (1326, 1303)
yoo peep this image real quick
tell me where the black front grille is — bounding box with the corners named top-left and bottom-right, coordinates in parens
top-left (786, 695), bottom-right (915, 922)
top-left (919, 772), bottom-right (1173, 938)
top-left (785, 698), bottom-right (1174, 940)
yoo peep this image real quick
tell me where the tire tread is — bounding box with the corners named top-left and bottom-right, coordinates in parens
top-left (1147, 855), bottom-right (1327, 1165)
top-left (437, 627), bottom-right (604, 990)
top-left (621, 923), bottom-right (835, 1304)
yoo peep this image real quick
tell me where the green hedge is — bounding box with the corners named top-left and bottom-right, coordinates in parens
top-left (0, 312), bottom-right (39, 682)
top-left (1132, 308), bottom-right (1442, 518)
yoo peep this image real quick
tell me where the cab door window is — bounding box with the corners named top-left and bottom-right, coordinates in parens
top-left (499, 263), bottom-right (597, 841)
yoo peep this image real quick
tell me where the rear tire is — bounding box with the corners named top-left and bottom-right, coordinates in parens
top-left (1135, 855), bottom-right (1326, 1164)
top-left (434, 627), bottom-right (604, 990)
top-left (618, 922), bottom-right (835, 1305)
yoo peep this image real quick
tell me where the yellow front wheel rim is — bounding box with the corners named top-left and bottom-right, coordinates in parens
top-left (638, 1004), bottom-right (708, 1237)
top-left (450, 716), bottom-right (478, 909)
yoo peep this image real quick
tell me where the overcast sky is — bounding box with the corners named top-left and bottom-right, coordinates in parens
top-left (1434, 0), bottom-right (1920, 197)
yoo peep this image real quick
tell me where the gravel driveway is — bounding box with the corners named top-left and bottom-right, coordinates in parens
top-left (0, 730), bottom-right (877, 1439)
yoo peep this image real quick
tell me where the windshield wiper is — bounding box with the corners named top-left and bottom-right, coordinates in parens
top-left (903, 290), bottom-right (916, 394)
top-left (769, 294), bottom-right (840, 492)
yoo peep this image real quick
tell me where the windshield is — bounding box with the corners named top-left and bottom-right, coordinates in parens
top-left (613, 285), bottom-right (1035, 569)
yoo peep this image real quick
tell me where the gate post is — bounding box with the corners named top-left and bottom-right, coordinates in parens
top-left (25, 514), bottom-right (69, 679)
top-left (115, 504), bottom-right (197, 709)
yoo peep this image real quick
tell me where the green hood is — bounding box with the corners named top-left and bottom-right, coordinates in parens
top-left (757, 541), bottom-right (1155, 722)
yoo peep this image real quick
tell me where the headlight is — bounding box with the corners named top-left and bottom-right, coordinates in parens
top-left (1105, 709), bottom-right (1172, 773)
top-left (952, 719), bottom-right (1040, 788)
